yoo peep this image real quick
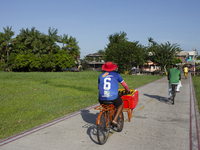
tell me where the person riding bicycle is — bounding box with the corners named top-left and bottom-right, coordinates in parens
top-left (167, 65), bottom-right (181, 99)
top-left (184, 66), bottom-right (188, 78)
top-left (98, 62), bottom-right (130, 127)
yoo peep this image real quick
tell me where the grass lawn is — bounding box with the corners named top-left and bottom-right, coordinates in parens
top-left (0, 71), bottom-right (164, 140)
top-left (192, 76), bottom-right (200, 112)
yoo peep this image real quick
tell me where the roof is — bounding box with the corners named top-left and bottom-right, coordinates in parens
top-left (86, 61), bottom-right (105, 64)
top-left (176, 51), bottom-right (189, 57)
top-left (176, 51), bottom-right (198, 57)
top-left (86, 53), bottom-right (103, 57)
top-left (188, 51), bottom-right (198, 56)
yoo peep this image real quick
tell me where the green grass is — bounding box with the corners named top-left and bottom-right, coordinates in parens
top-left (192, 76), bottom-right (200, 112)
top-left (0, 71), bottom-right (163, 140)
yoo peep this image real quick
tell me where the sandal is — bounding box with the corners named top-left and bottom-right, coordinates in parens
top-left (111, 120), bottom-right (120, 128)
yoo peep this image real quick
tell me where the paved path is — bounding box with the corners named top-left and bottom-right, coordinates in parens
top-left (0, 74), bottom-right (199, 150)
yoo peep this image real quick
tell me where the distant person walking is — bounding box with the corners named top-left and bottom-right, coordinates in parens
top-left (184, 66), bottom-right (188, 79)
top-left (167, 65), bottom-right (181, 99)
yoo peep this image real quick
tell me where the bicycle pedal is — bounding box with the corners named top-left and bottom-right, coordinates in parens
top-left (110, 122), bottom-right (115, 128)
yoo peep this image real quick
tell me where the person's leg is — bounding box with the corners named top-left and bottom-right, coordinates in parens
top-left (113, 103), bottom-right (124, 123)
top-left (168, 83), bottom-right (172, 98)
top-left (112, 96), bottom-right (123, 124)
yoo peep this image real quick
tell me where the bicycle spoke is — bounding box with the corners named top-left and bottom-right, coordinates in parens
top-left (97, 112), bottom-right (110, 144)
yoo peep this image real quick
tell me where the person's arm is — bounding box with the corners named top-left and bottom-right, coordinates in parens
top-left (121, 81), bottom-right (130, 92)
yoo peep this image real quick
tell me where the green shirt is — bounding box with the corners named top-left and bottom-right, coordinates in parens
top-left (168, 68), bottom-right (181, 83)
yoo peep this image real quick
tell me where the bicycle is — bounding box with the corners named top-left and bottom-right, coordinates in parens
top-left (94, 89), bottom-right (138, 144)
top-left (94, 101), bottom-right (124, 145)
top-left (171, 84), bottom-right (177, 105)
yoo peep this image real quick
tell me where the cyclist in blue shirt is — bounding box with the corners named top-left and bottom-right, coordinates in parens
top-left (98, 62), bottom-right (130, 127)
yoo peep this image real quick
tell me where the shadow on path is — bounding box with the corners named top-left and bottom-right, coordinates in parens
top-left (80, 110), bottom-right (99, 144)
top-left (143, 93), bottom-right (172, 105)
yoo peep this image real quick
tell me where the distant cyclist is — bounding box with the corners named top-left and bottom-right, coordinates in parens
top-left (98, 62), bottom-right (130, 127)
top-left (184, 66), bottom-right (188, 79)
top-left (167, 65), bottom-right (181, 99)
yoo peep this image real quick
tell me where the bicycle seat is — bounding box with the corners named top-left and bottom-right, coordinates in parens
top-left (101, 101), bottom-right (114, 105)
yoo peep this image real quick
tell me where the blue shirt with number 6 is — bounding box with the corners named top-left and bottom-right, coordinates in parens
top-left (98, 71), bottom-right (124, 100)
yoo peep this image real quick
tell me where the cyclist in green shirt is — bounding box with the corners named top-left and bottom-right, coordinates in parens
top-left (167, 65), bottom-right (181, 99)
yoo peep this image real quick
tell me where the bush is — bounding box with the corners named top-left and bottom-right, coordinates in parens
top-left (0, 61), bottom-right (6, 71)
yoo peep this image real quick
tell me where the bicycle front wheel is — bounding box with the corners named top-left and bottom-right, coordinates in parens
top-left (97, 112), bottom-right (110, 145)
top-left (117, 111), bottom-right (124, 132)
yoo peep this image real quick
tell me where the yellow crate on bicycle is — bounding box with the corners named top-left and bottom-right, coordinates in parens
top-left (118, 89), bottom-right (139, 109)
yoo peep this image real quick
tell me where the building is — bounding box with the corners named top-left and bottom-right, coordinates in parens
top-left (140, 60), bottom-right (161, 72)
top-left (85, 53), bottom-right (105, 70)
top-left (176, 47), bottom-right (199, 71)
top-left (176, 51), bottom-right (189, 64)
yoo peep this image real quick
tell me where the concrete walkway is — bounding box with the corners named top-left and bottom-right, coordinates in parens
top-left (0, 74), bottom-right (199, 150)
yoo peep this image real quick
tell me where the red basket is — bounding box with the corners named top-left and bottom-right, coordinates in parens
top-left (119, 89), bottom-right (139, 109)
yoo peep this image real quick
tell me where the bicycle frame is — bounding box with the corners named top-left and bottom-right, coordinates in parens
top-left (95, 103), bottom-right (124, 145)
top-left (95, 104), bottom-right (115, 125)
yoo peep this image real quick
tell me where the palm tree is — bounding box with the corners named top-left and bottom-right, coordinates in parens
top-left (66, 36), bottom-right (80, 69)
top-left (18, 28), bottom-right (31, 53)
top-left (26, 27), bottom-right (43, 56)
top-left (66, 36), bottom-right (80, 55)
top-left (0, 32), bottom-right (6, 69)
top-left (58, 34), bottom-right (69, 48)
top-left (45, 27), bottom-right (60, 54)
top-left (3, 26), bottom-right (14, 71)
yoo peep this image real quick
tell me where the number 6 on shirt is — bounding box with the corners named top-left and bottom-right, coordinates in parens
top-left (104, 77), bottom-right (111, 90)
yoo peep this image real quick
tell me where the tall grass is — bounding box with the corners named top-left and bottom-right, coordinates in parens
top-left (192, 76), bottom-right (200, 112)
top-left (0, 71), bottom-right (163, 140)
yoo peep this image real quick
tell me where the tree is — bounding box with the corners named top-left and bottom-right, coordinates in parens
top-left (40, 53), bottom-right (56, 71)
top-left (26, 27), bottom-right (43, 56)
top-left (63, 36), bottom-right (80, 69)
top-left (108, 31), bottom-right (128, 44)
top-left (148, 38), bottom-right (182, 72)
top-left (1, 26), bottom-right (79, 72)
top-left (14, 54), bottom-right (30, 71)
top-left (97, 50), bottom-right (105, 55)
top-left (81, 60), bottom-right (89, 70)
top-left (59, 34), bottom-right (69, 48)
top-left (14, 28), bottom-right (31, 54)
top-left (3, 26), bottom-right (14, 71)
top-left (46, 27), bottom-right (60, 54)
top-left (173, 58), bottom-right (182, 64)
top-left (0, 32), bottom-right (7, 70)
top-left (104, 32), bottom-right (146, 73)
top-left (53, 50), bottom-right (75, 70)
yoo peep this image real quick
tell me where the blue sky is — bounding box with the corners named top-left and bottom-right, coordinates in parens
top-left (0, 0), bottom-right (199, 58)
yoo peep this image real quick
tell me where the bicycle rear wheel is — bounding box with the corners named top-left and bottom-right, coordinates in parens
top-left (117, 111), bottom-right (124, 132)
top-left (97, 112), bottom-right (110, 145)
